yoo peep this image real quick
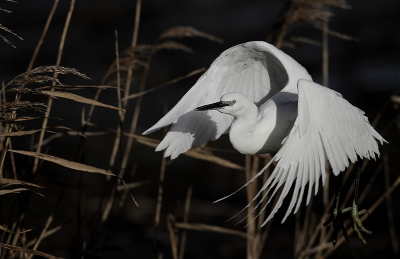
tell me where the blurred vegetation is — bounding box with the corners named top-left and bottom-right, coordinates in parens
top-left (1, 0), bottom-right (399, 258)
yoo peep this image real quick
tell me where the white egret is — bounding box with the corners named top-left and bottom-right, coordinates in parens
top-left (143, 41), bottom-right (385, 244)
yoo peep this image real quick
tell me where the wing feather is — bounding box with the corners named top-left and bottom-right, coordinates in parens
top-left (143, 41), bottom-right (296, 158)
top-left (229, 79), bottom-right (385, 226)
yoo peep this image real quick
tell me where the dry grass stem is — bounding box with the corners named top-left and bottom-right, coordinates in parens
top-left (174, 222), bottom-right (252, 240)
top-left (26, 0), bottom-right (60, 72)
top-left (383, 153), bottom-right (399, 253)
top-left (130, 133), bottom-right (245, 170)
top-left (106, 30), bottom-right (123, 180)
top-left (358, 161), bottom-right (383, 204)
top-left (153, 40), bottom-right (193, 53)
top-left (158, 26), bottom-right (224, 44)
top-left (290, 36), bottom-right (321, 46)
top-left (100, 188), bottom-right (115, 224)
top-left (33, 0), bottom-right (76, 174)
top-left (116, 180), bottom-right (148, 191)
top-left (0, 178), bottom-right (42, 188)
top-left (178, 186), bottom-right (192, 259)
top-left (0, 243), bottom-right (62, 259)
top-left (155, 153), bottom-right (167, 229)
top-left (116, 0), bottom-right (149, 180)
top-left (0, 188), bottom-right (30, 196)
top-left (314, 23), bottom-right (359, 41)
top-left (9, 150), bottom-right (115, 175)
top-left (321, 173), bottom-right (400, 258)
top-left (40, 90), bottom-right (124, 111)
top-left (0, 225), bottom-right (15, 234)
top-left (131, 0), bottom-right (142, 47)
top-left (272, 0), bottom-right (351, 48)
top-left (0, 1), bottom-right (395, 258)
top-left (0, 128), bottom-right (45, 137)
top-left (245, 155), bottom-right (258, 259)
top-left (28, 213), bottom-right (54, 259)
top-left (123, 68), bottom-right (205, 101)
top-left (167, 215), bottom-right (179, 259)
top-left (0, 24), bottom-right (22, 48)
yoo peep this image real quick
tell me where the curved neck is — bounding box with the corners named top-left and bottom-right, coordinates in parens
top-left (229, 103), bottom-right (259, 154)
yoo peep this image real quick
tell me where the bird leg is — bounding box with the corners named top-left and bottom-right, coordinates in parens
top-left (344, 160), bottom-right (372, 245)
top-left (324, 160), bottom-right (372, 246)
top-left (323, 170), bottom-right (349, 246)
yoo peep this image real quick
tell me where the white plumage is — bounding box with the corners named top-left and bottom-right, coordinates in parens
top-left (143, 41), bottom-right (385, 225)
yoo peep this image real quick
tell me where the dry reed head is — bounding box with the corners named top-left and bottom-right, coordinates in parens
top-left (0, 66), bottom-right (90, 126)
top-left (0, 100), bottom-right (47, 124)
top-left (158, 26), bottom-right (224, 44)
top-left (103, 26), bottom-right (222, 85)
top-left (0, 1), bottom-right (23, 48)
top-left (291, 0), bottom-right (351, 23)
top-left (271, 0), bottom-right (352, 48)
top-left (1, 1), bottom-right (396, 259)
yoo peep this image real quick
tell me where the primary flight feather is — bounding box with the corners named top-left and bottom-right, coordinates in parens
top-left (143, 41), bottom-right (385, 226)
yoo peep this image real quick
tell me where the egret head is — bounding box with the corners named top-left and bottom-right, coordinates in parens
top-left (194, 92), bottom-right (251, 116)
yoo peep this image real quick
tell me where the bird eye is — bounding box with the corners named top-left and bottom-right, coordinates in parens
top-left (232, 100), bottom-right (236, 105)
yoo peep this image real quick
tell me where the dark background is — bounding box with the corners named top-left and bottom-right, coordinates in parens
top-left (1, 0), bottom-right (399, 258)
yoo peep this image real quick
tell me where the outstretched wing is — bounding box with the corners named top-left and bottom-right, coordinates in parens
top-left (221, 79), bottom-right (385, 226)
top-left (143, 41), bottom-right (300, 158)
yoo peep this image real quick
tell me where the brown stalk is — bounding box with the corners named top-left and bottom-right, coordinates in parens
top-left (27, 213), bottom-right (54, 259)
top-left (294, 207), bottom-right (302, 256)
top-left (0, 131), bottom-right (11, 177)
top-left (303, 199), bottom-right (313, 253)
top-left (116, 0), bottom-right (144, 179)
top-left (0, 1), bottom-right (59, 175)
top-left (0, 243), bottom-right (62, 259)
top-left (167, 215), bottom-right (179, 259)
top-left (245, 155), bottom-right (258, 259)
top-left (119, 56), bottom-right (151, 176)
top-left (358, 161), bottom-right (383, 204)
top-left (132, 0), bottom-right (141, 47)
top-left (107, 30), bottom-right (123, 178)
top-left (154, 153), bottom-right (167, 229)
top-left (8, 141), bottom-right (17, 179)
top-left (254, 171), bottom-right (281, 258)
top-left (255, 157), bottom-right (272, 227)
top-left (0, 216), bottom-right (17, 259)
top-left (339, 160), bottom-right (369, 213)
top-left (321, 172), bottom-right (400, 258)
top-left (122, 68), bottom-right (205, 101)
top-left (383, 153), bottom-right (399, 253)
top-left (178, 186), bottom-right (192, 259)
top-left (83, 121), bottom-right (245, 170)
top-left (298, 160), bottom-right (359, 258)
top-left (174, 222), bottom-right (251, 240)
top-left (24, 225), bottom-right (62, 249)
top-left (322, 17), bottom-right (329, 88)
top-left (319, 164), bottom-right (330, 247)
top-left (26, 0), bottom-right (59, 72)
top-left (316, 18), bottom-right (330, 258)
top-left (313, 24), bottom-right (359, 42)
top-left (371, 99), bottom-right (390, 128)
top-left (100, 188), bottom-right (115, 224)
top-left (33, 0), bottom-right (76, 174)
top-left (117, 165), bottom-right (138, 210)
top-left (253, 159), bottom-right (272, 259)
top-left (116, 178), bottom-right (146, 191)
top-left (6, 213), bottom-right (25, 259)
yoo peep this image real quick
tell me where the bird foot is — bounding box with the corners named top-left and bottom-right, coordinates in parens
top-left (343, 205), bottom-right (372, 245)
top-left (323, 206), bottom-right (349, 246)
top-left (324, 204), bottom-right (371, 246)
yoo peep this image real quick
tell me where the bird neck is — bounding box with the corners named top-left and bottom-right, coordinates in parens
top-left (229, 103), bottom-right (259, 154)
top-left (232, 105), bottom-right (258, 126)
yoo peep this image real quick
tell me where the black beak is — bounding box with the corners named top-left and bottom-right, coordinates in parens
top-left (194, 101), bottom-right (229, 111)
